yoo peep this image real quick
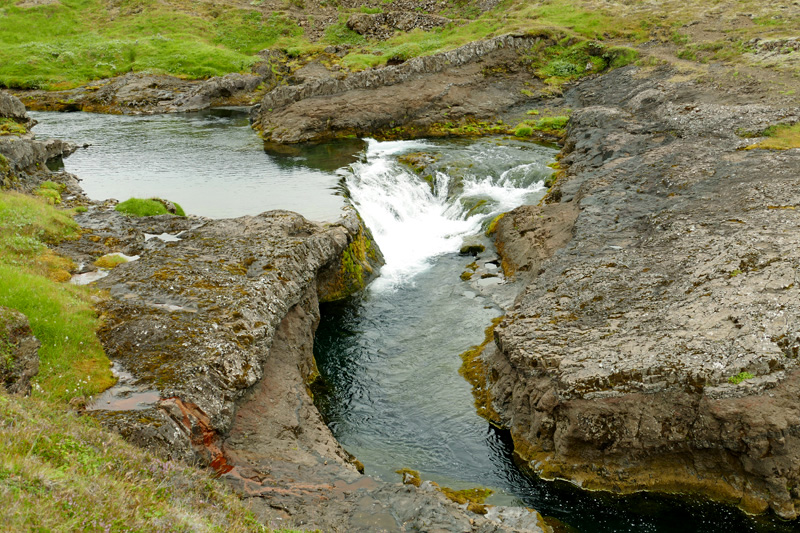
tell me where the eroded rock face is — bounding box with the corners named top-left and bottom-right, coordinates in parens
top-left (0, 307), bottom-right (40, 396)
top-left (85, 207), bottom-right (549, 531)
top-left (252, 33), bottom-right (548, 143)
top-left (483, 66), bottom-right (800, 518)
top-left (0, 90), bottom-right (78, 190)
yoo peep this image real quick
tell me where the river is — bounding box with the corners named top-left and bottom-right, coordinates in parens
top-left (32, 109), bottom-right (794, 532)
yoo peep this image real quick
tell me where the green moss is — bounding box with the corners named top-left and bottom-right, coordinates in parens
top-left (396, 468), bottom-right (422, 487)
top-left (115, 198), bottom-right (186, 217)
top-left (485, 213), bottom-right (506, 236)
top-left (744, 123), bottom-right (800, 150)
top-left (0, 118), bottom-right (27, 137)
top-left (93, 254), bottom-right (129, 269)
top-left (514, 124), bottom-right (533, 138)
top-left (728, 371), bottom-right (754, 384)
top-left (318, 225), bottom-right (380, 302)
top-left (459, 316), bottom-right (504, 424)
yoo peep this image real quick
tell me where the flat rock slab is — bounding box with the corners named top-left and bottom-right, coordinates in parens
top-left (488, 65), bottom-right (800, 518)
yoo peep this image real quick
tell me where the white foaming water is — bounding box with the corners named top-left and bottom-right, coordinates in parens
top-left (347, 138), bottom-right (551, 290)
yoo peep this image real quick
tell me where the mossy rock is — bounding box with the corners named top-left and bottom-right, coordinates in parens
top-left (318, 220), bottom-right (384, 302)
top-left (115, 198), bottom-right (186, 217)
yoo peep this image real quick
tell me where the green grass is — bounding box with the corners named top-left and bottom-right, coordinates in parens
top-left (0, 190), bottom-right (115, 401)
top-left (728, 371), bottom-right (754, 384)
top-left (115, 197), bottom-right (186, 217)
top-left (513, 114), bottom-right (570, 138)
top-left (0, 392), bottom-right (274, 532)
top-left (0, 117), bottom-right (27, 136)
top-left (745, 123), bottom-right (800, 150)
top-left (0, 0), bottom-right (278, 88)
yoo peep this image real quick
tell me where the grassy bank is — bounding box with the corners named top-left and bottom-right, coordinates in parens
top-left (0, 392), bottom-right (274, 531)
top-left (0, 188), bottom-right (315, 530)
top-left (1, 0), bottom-right (797, 90)
top-left (0, 190), bottom-right (114, 402)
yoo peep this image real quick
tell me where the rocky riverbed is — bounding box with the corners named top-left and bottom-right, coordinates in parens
top-left (4, 18), bottom-right (800, 528)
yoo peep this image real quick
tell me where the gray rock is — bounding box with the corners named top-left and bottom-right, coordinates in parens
top-left (253, 33), bottom-right (549, 143)
top-left (484, 65), bottom-right (800, 519)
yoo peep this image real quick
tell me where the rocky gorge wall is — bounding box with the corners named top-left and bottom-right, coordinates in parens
top-left (484, 66), bottom-right (800, 519)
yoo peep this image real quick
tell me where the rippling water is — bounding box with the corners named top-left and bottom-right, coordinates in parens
top-left (314, 138), bottom-right (794, 533)
top-left (30, 108), bottom-right (355, 220)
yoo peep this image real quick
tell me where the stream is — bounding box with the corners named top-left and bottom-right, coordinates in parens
top-left (33, 110), bottom-right (795, 532)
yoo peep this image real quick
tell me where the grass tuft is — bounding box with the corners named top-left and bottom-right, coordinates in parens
top-left (745, 123), bottom-right (800, 150)
top-left (115, 198), bottom-right (186, 217)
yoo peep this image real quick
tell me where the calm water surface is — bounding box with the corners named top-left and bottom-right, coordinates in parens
top-left (30, 108), bottom-right (355, 220)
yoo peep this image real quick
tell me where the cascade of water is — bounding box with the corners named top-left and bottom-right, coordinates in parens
top-left (346, 138), bottom-right (549, 289)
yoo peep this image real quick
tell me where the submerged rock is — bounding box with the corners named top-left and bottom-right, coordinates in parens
top-left (0, 306), bottom-right (40, 396)
top-left (480, 65), bottom-right (800, 519)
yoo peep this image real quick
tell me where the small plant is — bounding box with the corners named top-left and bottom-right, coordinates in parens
top-left (745, 123), bottom-right (800, 150)
top-left (93, 254), bottom-right (129, 269)
top-left (514, 124), bottom-right (533, 137)
top-left (728, 371), bottom-right (754, 385)
top-left (0, 118), bottom-right (26, 137)
top-left (115, 198), bottom-right (186, 217)
top-left (729, 268), bottom-right (742, 278)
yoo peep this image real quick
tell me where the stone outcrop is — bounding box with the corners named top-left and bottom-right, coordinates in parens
top-left (14, 72), bottom-right (269, 115)
top-left (346, 11), bottom-right (450, 40)
top-left (479, 65), bottom-right (800, 519)
top-left (0, 90), bottom-right (78, 190)
top-left (0, 307), bottom-right (40, 396)
top-left (252, 33), bottom-right (549, 143)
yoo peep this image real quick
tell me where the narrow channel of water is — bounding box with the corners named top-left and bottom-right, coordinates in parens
top-left (313, 138), bottom-right (794, 533)
top-left (30, 109), bottom-right (355, 220)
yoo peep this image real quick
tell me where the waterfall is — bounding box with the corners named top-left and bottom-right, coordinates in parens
top-left (345, 138), bottom-right (552, 289)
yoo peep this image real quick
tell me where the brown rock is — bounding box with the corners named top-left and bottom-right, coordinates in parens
top-left (0, 306), bottom-right (40, 396)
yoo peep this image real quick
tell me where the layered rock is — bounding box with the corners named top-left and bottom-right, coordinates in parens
top-left (252, 33), bottom-right (548, 143)
top-left (481, 66), bottom-right (800, 518)
top-left (85, 206), bottom-right (548, 531)
top-left (0, 90), bottom-right (78, 190)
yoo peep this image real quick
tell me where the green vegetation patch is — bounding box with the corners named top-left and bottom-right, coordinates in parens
top-left (728, 371), bottom-right (755, 385)
top-left (115, 197), bottom-right (186, 217)
top-left (0, 190), bottom-right (114, 401)
top-left (522, 38), bottom-right (638, 88)
top-left (0, 392), bottom-right (270, 531)
top-left (0, 117), bottom-right (26, 136)
top-left (93, 254), bottom-right (129, 269)
top-left (744, 123), bottom-right (800, 150)
top-left (0, 0), bottom-right (266, 88)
